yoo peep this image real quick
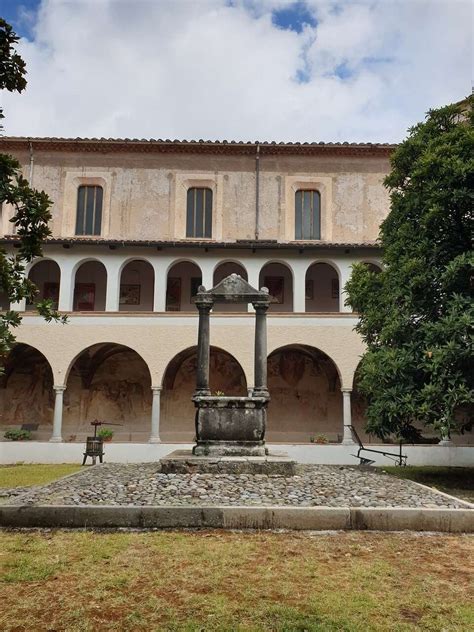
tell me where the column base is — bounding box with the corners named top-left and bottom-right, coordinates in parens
top-left (49, 436), bottom-right (63, 443)
top-left (148, 437), bottom-right (161, 444)
top-left (341, 426), bottom-right (355, 445)
top-left (438, 439), bottom-right (453, 447)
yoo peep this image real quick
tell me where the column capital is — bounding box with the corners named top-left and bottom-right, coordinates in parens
top-left (151, 386), bottom-right (163, 393)
top-left (252, 301), bottom-right (270, 313)
top-left (53, 385), bottom-right (67, 393)
top-left (341, 387), bottom-right (352, 394)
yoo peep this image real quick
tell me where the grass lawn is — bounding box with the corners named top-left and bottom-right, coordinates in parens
top-left (383, 467), bottom-right (474, 503)
top-left (0, 530), bottom-right (473, 631)
top-left (0, 464), bottom-right (82, 489)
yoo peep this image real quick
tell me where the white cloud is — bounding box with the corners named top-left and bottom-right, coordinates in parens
top-left (2, 0), bottom-right (472, 142)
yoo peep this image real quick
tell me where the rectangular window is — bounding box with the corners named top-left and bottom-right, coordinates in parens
top-left (186, 188), bottom-right (212, 238)
top-left (295, 190), bottom-right (320, 240)
top-left (75, 186), bottom-right (103, 236)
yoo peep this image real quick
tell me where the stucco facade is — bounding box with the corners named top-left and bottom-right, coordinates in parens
top-left (1, 137), bottom-right (469, 449)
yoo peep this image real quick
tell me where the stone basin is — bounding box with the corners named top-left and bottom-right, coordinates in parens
top-left (192, 395), bottom-right (269, 456)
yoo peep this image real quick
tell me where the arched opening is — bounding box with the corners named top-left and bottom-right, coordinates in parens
top-left (0, 344), bottom-right (54, 440)
top-left (27, 260), bottom-right (61, 311)
top-left (305, 262), bottom-right (339, 312)
top-left (362, 262), bottom-right (382, 274)
top-left (166, 261), bottom-right (202, 312)
top-left (64, 343), bottom-right (151, 442)
top-left (212, 262), bottom-right (248, 312)
top-left (161, 346), bottom-right (247, 441)
top-left (119, 260), bottom-right (154, 311)
top-left (73, 261), bottom-right (107, 311)
top-left (259, 262), bottom-right (293, 312)
top-left (267, 344), bottom-right (342, 442)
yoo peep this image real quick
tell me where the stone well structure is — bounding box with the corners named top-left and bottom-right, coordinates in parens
top-left (192, 274), bottom-right (271, 457)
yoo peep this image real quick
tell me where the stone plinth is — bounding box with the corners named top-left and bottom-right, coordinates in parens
top-left (159, 450), bottom-right (296, 475)
top-left (192, 396), bottom-right (268, 457)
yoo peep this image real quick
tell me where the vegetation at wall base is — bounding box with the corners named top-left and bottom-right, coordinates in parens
top-left (0, 19), bottom-right (66, 369)
top-left (3, 429), bottom-right (32, 441)
top-left (346, 96), bottom-right (474, 442)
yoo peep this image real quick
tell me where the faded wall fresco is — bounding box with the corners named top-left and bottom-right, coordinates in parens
top-left (266, 347), bottom-right (343, 442)
top-left (62, 347), bottom-right (151, 442)
top-left (161, 348), bottom-right (247, 441)
top-left (0, 346), bottom-right (54, 439)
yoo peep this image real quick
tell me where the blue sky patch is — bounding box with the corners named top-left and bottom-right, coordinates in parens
top-left (0, 0), bottom-right (40, 39)
top-left (272, 1), bottom-right (317, 33)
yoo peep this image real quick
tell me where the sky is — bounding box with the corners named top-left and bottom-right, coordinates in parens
top-left (0, 0), bottom-right (472, 143)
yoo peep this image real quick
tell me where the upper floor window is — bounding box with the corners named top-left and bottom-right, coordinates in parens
top-left (186, 187), bottom-right (212, 238)
top-left (75, 185), bottom-right (103, 236)
top-left (295, 190), bottom-right (320, 240)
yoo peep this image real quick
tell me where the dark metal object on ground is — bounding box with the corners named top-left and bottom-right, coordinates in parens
top-left (82, 420), bottom-right (122, 465)
top-left (348, 425), bottom-right (407, 466)
top-left (82, 437), bottom-right (104, 465)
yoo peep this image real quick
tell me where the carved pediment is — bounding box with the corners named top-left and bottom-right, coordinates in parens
top-left (197, 274), bottom-right (270, 304)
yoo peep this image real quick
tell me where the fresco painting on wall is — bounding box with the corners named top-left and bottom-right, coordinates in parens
top-left (120, 284), bottom-right (140, 305)
top-left (264, 276), bottom-right (284, 304)
top-left (75, 283), bottom-right (95, 310)
top-left (166, 278), bottom-right (181, 311)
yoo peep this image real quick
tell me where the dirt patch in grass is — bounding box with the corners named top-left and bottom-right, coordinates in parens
top-left (383, 466), bottom-right (474, 503)
top-left (0, 464), bottom-right (83, 489)
top-left (0, 530), bottom-right (472, 631)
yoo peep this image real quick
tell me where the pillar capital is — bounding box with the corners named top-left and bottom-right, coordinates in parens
top-left (151, 386), bottom-right (162, 393)
top-left (53, 385), bottom-right (67, 393)
top-left (341, 387), bottom-right (352, 394)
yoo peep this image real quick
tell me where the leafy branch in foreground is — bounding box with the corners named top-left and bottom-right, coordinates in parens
top-left (0, 18), bottom-right (67, 365)
top-left (346, 96), bottom-right (473, 441)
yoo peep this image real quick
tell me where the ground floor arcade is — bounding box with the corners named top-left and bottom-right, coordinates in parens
top-left (1, 317), bottom-right (471, 446)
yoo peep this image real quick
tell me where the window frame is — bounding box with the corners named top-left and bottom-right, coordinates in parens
top-left (295, 189), bottom-right (321, 240)
top-left (75, 185), bottom-right (104, 236)
top-left (186, 187), bottom-right (213, 239)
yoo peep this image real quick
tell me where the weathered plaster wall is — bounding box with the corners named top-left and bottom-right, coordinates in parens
top-left (7, 149), bottom-right (391, 243)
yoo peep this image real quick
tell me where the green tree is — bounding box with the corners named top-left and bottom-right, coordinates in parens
top-left (0, 18), bottom-right (66, 365)
top-left (346, 96), bottom-right (473, 442)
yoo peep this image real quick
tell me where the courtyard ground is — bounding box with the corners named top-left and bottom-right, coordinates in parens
top-left (382, 466), bottom-right (474, 503)
top-left (0, 529), bottom-right (473, 631)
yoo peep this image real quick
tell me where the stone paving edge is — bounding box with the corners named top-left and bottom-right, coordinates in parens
top-left (0, 505), bottom-right (473, 532)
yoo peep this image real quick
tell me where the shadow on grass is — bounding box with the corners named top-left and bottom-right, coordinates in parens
top-left (382, 466), bottom-right (474, 503)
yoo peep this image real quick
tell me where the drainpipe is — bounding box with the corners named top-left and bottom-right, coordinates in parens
top-left (28, 140), bottom-right (34, 186)
top-left (255, 142), bottom-right (260, 240)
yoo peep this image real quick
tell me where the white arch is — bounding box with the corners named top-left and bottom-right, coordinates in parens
top-left (259, 259), bottom-right (295, 282)
top-left (165, 258), bottom-right (203, 277)
top-left (118, 255), bottom-right (156, 277)
top-left (212, 259), bottom-right (248, 277)
top-left (303, 259), bottom-right (342, 281)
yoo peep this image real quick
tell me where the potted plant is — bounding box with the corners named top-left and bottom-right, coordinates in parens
top-left (4, 429), bottom-right (32, 441)
top-left (97, 428), bottom-right (114, 442)
top-left (314, 434), bottom-right (329, 445)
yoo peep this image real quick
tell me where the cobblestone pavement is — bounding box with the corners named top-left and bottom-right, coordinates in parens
top-left (3, 464), bottom-right (471, 508)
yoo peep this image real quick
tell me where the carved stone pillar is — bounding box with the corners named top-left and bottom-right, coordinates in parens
top-left (195, 296), bottom-right (213, 396)
top-left (149, 386), bottom-right (162, 443)
top-left (253, 301), bottom-right (269, 397)
top-left (50, 385), bottom-right (66, 442)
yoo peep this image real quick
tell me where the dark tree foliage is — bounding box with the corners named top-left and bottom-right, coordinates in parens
top-left (0, 18), bottom-right (66, 365)
top-left (346, 96), bottom-right (473, 442)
